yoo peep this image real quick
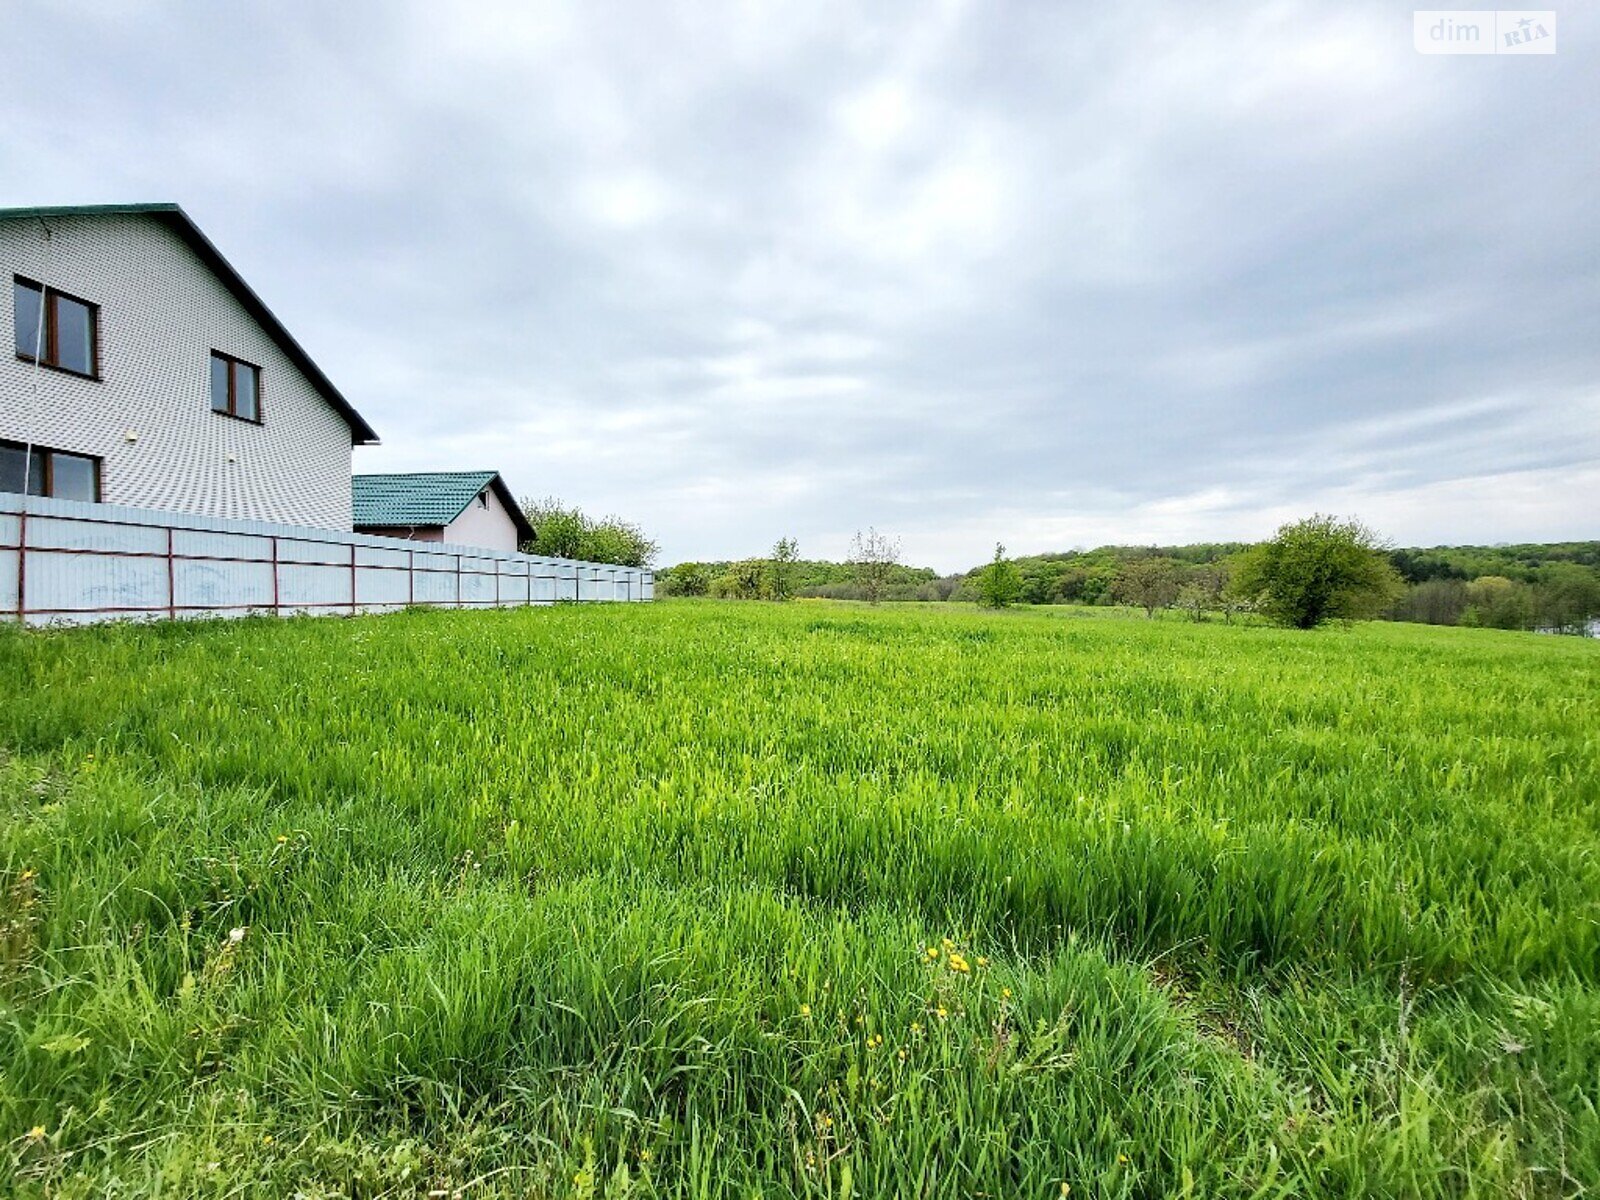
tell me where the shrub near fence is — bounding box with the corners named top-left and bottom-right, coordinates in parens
top-left (1, 493), bottom-right (653, 625)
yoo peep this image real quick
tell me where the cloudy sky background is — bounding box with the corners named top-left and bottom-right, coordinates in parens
top-left (4, 1), bottom-right (1595, 570)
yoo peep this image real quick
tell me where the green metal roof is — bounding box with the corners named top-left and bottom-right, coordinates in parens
top-left (352, 472), bottom-right (535, 542)
top-left (0, 203), bottom-right (379, 444)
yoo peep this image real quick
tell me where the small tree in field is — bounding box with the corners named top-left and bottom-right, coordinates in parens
top-left (976, 543), bottom-right (1021, 609)
top-left (1176, 563), bottom-right (1229, 622)
top-left (768, 537), bottom-right (799, 601)
top-left (1114, 557), bottom-right (1180, 618)
top-left (848, 527), bottom-right (901, 605)
top-left (1232, 514), bottom-right (1401, 629)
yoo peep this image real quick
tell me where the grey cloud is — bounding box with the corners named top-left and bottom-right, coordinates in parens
top-left (3, 0), bottom-right (1595, 570)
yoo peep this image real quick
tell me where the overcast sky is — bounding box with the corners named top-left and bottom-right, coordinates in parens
top-left (4, 2), bottom-right (1595, 570)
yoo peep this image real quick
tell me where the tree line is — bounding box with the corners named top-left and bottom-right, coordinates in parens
top-left (658, 519), bottom-right (1600, 634)
top-left (517, 496), bottom-right (1598, 635)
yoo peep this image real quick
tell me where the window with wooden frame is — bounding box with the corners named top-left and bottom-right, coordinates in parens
top-left (0, 438), bottom-right (101, 502)
top-left (13, 276), bottom-right (99, 379)
top-left (210, 351), bottom-right (262, 422)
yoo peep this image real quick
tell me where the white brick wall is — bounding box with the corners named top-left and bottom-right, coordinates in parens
top-left (1, 213), bottom-right (358, 529)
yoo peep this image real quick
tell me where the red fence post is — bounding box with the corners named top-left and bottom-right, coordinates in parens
top-left (15, 508), bottom-right (26, 622)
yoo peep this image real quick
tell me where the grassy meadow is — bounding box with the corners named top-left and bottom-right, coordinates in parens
top-left (1, 600), bottom-right (1597, 1197)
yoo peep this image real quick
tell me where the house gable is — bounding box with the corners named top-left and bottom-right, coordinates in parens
top-left (1, 204), bottom-right (378, 444)
top-left (1, 207), bottom-right (371, 529)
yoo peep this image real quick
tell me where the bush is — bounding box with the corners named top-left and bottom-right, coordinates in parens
top-left (711, 560), bottom-right (767, 600)
top-left (658, 563), bottom-right (713, 597)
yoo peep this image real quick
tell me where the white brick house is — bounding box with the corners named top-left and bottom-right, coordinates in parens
top-left (1, 204), bottom-right (378, 529)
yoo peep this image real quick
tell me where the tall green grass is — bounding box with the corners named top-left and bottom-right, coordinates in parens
top-left (1, 601), bottom-right (1596, 1197)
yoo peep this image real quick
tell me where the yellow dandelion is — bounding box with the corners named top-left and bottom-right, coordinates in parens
top-left (1002, 987), bottom-right (1013, 999)
top-left (275, 835), bottom-right (289, 845)
top-left (976, 956), bottom-right (989, 968)
top-left (26, 1125), bottom-right (46, 1142)
top-left (941, 937), bottom-right (954, 949)
top-left (897, 1048), bottom-right (908, 1062)
top-left (926, 946), bottom-right (939, 959)
top-left (799, 1004), bottom-right (811, 1018)
top-left (639, 1149), bottom-right (653, 1162)
top-left (910, 1021), bottom-right (923, 1034)
top-left (262, 1134), bottom-right (273, 1145)
top-left (1117, 1153), bottom-right (1129, 1165)
top-left (936, 1006), bottom-right (948, 1019)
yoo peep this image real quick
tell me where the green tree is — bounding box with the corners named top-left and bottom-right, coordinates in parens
top-left (1113, 557), bottom-right (1180, 618)
top-left (1232, 515), bottom-right (1401, 629)
top-left (768, 537), bottom-right (799, 601)
top-left (1534, 564), bottom-right (1600, 634)
top-left (519, 496), bottom-right (658, 568)
top-left (1460, 575), bottom-right (1531, 630)
top-left (1176, 563), bottom-right (1229, 622)
top-left (519, 496), bottom-right (588, 560)
top-left (976, 543), bottom-right (1021, 609)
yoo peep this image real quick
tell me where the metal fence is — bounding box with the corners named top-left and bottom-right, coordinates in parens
top-left (0, 493), bottom-right (653, 626)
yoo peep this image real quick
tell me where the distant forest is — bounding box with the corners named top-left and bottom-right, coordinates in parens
top-left (658, 541), bottom-right (1600, 634)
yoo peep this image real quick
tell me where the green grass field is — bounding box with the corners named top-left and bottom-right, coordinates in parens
top-left (2, 601), bottom-right (1597, 1198)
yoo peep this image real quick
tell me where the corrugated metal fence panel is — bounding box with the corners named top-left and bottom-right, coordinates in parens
top-left (27, 549), bottom-right (170, 615)
top-left (412, 568), bottom-right (456, 605)
top-left (176, 558), bottom-right (275, 609)
top-left (356, 566), bottom-right (410, 607)
top-left (1, 493), bottom-right (654, 625)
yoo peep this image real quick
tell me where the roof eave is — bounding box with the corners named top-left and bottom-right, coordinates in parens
top-left (488, 474), bottom-right (536, 544)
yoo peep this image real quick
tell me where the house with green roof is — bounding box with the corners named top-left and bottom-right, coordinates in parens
top-left (353, 471), bottom-right (534, 553)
